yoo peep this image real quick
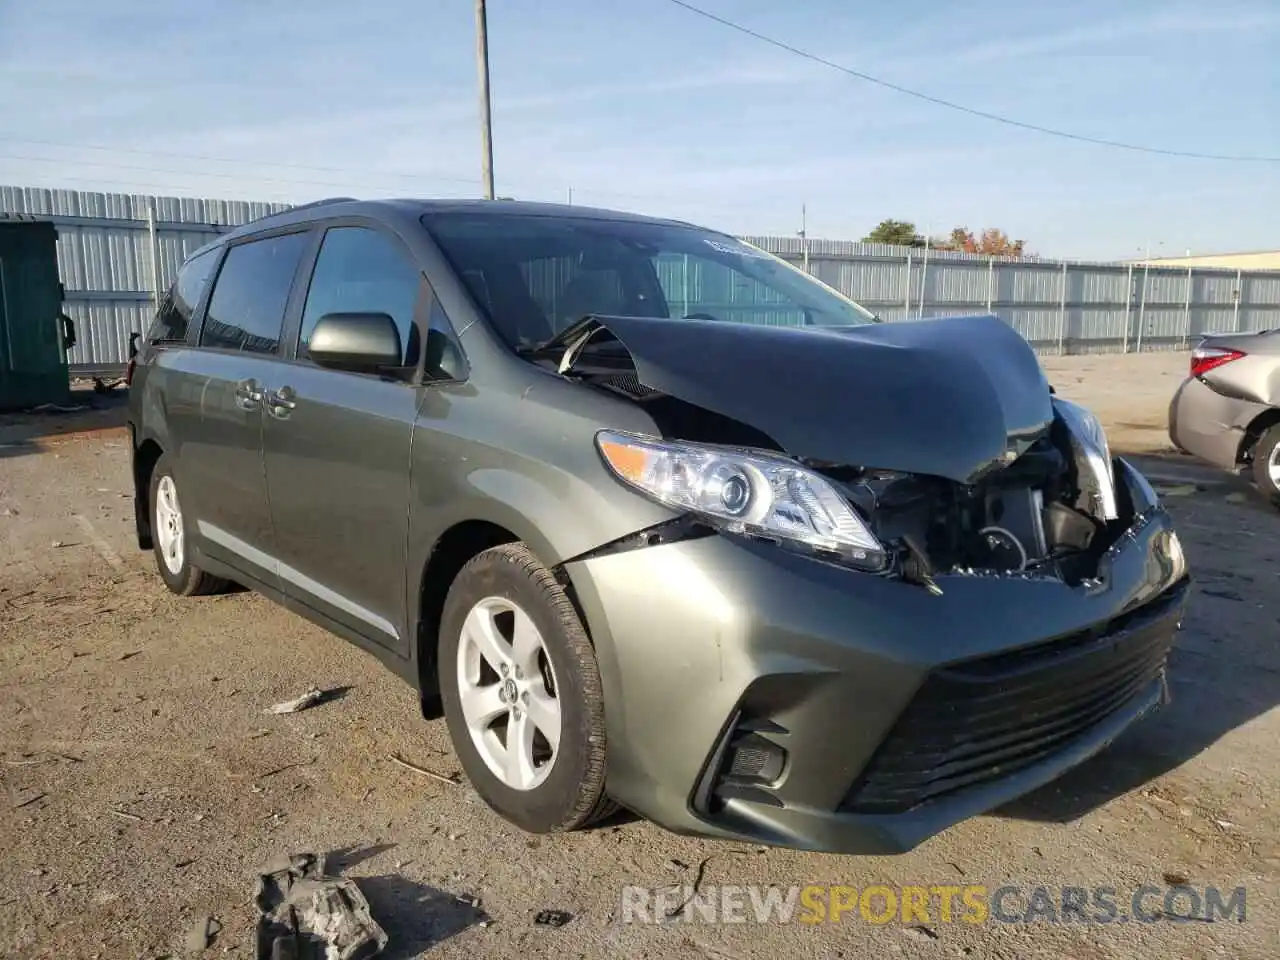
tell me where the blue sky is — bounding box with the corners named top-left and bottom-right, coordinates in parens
top-left (1, 0), bottom-right (1276, 259)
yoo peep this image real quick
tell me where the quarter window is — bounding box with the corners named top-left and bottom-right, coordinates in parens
top-left (199, 232), bottom-right (309, 355)
top-left (299, 226), bottom-right (422, 367)
top-left (150, 246), bottom-right (219, 342)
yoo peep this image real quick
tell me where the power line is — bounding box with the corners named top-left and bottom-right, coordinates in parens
top-left (0, 136), bottom-right (762, 214)
top-left (0, 136), bottom-right (482, 186)
top-left (663, 0), bottom-right (1280, 163)
top-left (0, 152), bottom-right (477, 196)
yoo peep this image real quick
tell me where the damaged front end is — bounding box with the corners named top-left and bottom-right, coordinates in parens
top-left (805, 397), bottom-right (1136, 594)
top-left (532, 313), bottom-right (1174, 592)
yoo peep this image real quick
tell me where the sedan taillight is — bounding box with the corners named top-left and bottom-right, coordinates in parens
top-left (1190, 345), bottom-right (1245, 378)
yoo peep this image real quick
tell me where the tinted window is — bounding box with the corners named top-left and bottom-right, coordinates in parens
top-left (149, 247), bottom-right (219, 342)
top-left (199, 232), bottom-right (309, 354)
top-left (299, 226), bottom-right (421, 366)
top-left (422, 212), bottom-right (877, 349)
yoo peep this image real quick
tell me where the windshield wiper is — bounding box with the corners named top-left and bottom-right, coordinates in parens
top-left (515, 315), bottom-right (601, 359)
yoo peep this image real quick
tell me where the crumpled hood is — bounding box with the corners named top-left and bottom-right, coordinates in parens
top-left (578, 313), bottom-right (1054, 484)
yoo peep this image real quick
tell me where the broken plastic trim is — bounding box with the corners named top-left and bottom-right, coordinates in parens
top-left (557, 514), bottom-right (716, 566)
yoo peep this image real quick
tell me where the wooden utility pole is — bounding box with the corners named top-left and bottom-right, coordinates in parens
top-left (475, 0), bottom-right (495, 199)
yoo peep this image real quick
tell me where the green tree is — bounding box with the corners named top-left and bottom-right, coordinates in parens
top-left (863, 219), bottom-right (925, 247)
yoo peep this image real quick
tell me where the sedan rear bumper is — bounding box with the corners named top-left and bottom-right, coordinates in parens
top-left (565, 458), bottom-right (1189, 854)
top-left (1168, 375), bottom-right (1265, 470)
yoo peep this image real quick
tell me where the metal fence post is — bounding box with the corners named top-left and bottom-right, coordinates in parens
top-left (986, 256), bottom-right (994, 313)
top-left (1233, 268), bottom-right (1243, 333)
top-left (1136, 262), bottom-right (1150, 353)
top-left (146, 200), bottom-right (161, 310)
top-left (1182, 266), bottom-right (1193, 349)
top-left (1121, 264), bottom-right (1133, 353)
top-left (917, 242), bottom-right (930, 319)
top-left (1057, 260), bottom-right (1068, 355)
top-left (903, 252), bottom-right (912, 319)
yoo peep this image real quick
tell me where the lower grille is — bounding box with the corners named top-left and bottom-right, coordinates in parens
top-left (842, 579), bottom-right (1188, 814)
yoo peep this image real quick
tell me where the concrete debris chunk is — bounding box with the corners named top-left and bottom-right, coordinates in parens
top-left (184, 915), bottom-right (221, 953)
top-left (254, 851), bottom-right (387, 960)
top-left (266, 687), bottom-right (327, 715)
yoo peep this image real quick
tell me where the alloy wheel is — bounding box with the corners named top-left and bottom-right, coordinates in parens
top-left (154, 475), bottom-right (185, 575)
top-left (455, 596), bottom-right (562, 791)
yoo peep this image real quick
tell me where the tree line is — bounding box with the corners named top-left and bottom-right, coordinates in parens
top-left (862, 219), bottom-right (1030, 258)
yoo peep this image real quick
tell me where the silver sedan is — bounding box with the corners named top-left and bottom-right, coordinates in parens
top-left (1168, 329), bottom-right (1280, 501)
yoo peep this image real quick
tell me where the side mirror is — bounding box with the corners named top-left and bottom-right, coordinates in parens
top-left (307, 312), bottom-right (402, 372)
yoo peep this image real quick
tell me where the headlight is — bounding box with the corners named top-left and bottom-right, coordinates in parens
top-left (595, 430), bottom-right (886, 571)
top-left (1053, 397), bottom-right (1118, 521)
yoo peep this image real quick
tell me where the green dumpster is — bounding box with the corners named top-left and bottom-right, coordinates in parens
top-left (0, 219), bottom-right (75, 411)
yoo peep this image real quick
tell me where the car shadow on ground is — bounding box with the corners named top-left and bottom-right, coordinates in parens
top-left (995, 483), bottom-right (1280, 823)
top-left (0, 386), bottom-right (129, 457)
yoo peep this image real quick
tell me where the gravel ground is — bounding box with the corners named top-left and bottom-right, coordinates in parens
top-left (1, 354), bottom-right (1277, 959)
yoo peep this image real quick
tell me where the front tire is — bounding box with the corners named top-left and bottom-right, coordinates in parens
top-left (149, 454), bottom-right (227, 597)
top-left (1251, 425), bottom-right (1280, 505)
top-left (438, 543), bottom-right (613, 833)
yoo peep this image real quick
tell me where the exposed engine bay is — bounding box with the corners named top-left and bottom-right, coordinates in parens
top-left (804, 424), bottom-right (1117, 589)
top-left (527, 313), bottom-right (1137, 589)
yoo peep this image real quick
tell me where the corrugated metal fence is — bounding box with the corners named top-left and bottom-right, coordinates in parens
top-left (3, 185), bottom-right (1278, 372)
top-left (0, 185), bottom-right (290, 373)
top-left (749, 236), bottom-right (1280, 356)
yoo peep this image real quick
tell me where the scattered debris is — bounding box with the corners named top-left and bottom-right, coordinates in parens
top-left (361, 788), bottom-right (374, 803)
top-left (1, 507), bottom-right (18, 517)
top-left (387, 753), bottom-right (460, 785)
top-left (174, 859), bottom-right (198, 870)
top-left (110, 808), bottom-right (143, 822)
top-left (51, 540), bottom-right (80, 549)
top-left (1030, 846), bottom-right (1044, 859)
top-left (900, 924), bottom-right (939, 942)
top-left (13, 790), bottom-right (46, 809)
top-left (1162, 871), bottom-right (1189, 885)
top-left (1225, 491), bottom-right (1248, 504)
top-left (1213, 818), bottom-right (1234, 830)
top-left (118, 650), bottom-right (141, 661)
top-left (184, 916), bottom-right (221, 953)
top-left (1154, 483), bottom-right (1198, 497)
top-left (945, 861), bottom-right (966, 876)
top-left (29, 402), bottom-right (89, 414)
top-left (3, 757), bottom-right (55, 766)
top-left (256, 757), bottom-right (318, 781)
top-left (254, 851), bottom-right (387, 960)
top-left (666, 858), bottom-right (689, 872)
top-left (534, 909), bottom-right (574, 928)
top-left (266, 687), bottom-right (327, 715)
top-left (665, 857), bottom-right (712, 919)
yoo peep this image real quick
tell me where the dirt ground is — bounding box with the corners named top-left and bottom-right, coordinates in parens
top-left (2, 354), bottom-right (1278, 959)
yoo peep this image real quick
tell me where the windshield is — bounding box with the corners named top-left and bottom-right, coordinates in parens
top-left (420, 211), bottom-right (878, 349)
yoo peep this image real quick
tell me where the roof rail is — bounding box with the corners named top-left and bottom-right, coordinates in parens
top-left (243, 196), bottom-right (357, 225)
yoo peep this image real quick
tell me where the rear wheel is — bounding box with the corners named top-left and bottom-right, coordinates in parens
top-left (438, 543), bottom-right (614, 832)
top-left (1251, 425), bottom-right (1280, 505)
top-left (149, 455), bottom-right (227, 596)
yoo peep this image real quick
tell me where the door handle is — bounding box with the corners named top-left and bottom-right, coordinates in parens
top-left (265, 385), bottom-right (297, 418)
top-left (234, 378), bottom-right (263, 410)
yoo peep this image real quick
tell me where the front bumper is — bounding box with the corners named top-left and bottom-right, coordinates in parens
top-left (564, 457), bottom-right (1190, 854)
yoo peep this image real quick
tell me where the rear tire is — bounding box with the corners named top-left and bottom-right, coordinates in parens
top-left (149, 454), bottom-right (227, 597)
top-left (1251, 425), bottom-right (1280, 505)
top-left (438, 543), bottom-right (614, 833)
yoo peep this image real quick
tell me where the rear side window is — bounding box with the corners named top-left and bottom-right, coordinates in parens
top-left (149, 247), bottom-right (219, 342)
top-left (199, 232), bottom-right (309, 355)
